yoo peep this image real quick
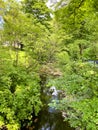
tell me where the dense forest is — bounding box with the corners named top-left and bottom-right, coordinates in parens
top-left (0, 0), bottom-right (98, 130)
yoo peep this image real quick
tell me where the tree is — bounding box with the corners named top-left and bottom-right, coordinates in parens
top-left (55, 0), bottom-right (98, 60)
top-left (0, 1), bottom-right (42, 129)
top-left (48, 0), bottom-right (98, 130)
top-left (23, 0), bottom-right (52, 24)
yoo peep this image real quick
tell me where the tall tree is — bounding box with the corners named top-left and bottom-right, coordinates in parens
top-left (23, 0), bottom-right (52, 25)
top-left (48, 0), bottom-right (98, 130)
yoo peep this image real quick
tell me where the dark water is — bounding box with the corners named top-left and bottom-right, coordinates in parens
top-left (22, 87), bottom-right (75, 130)
top-left (33, 106), bottom-right (74, 130)
top-left (33, 89), bottom-right (74, 130)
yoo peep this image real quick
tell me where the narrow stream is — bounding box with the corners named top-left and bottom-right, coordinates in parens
top-left (33, 106), bottom-right (74, 130)
top-left (33, 86), bottom-right (74, 130)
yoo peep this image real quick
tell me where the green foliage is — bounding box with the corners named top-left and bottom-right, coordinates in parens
top-left (0, 1), bottom-right (44, 129)
top-left (49, 61), bottom-right (98, 130)
top-left (0, 61), bottom-right (42, 130)
top-left (0, 0), bottom-right (98, 130)
top-left (23, 0), bottom-right (52, 24)
top-left (70, 97), bottom-right (98, 130)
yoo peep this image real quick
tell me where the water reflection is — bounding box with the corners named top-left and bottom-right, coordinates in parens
top-left (34, 86), bottom-right (74, 130)
top-left (34, 107), bottom-right (74, 130)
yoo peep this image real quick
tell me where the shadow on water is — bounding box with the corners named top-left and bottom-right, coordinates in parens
top-left (33, 106), bottom-right (74, 130)
top-left (33, 86), bottom-right (75, 130)
top-left (21, 86), bottom-right (75, 130)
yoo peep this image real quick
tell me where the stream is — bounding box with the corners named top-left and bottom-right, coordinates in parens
top-left (32, 86), bottom-right (75, 130)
